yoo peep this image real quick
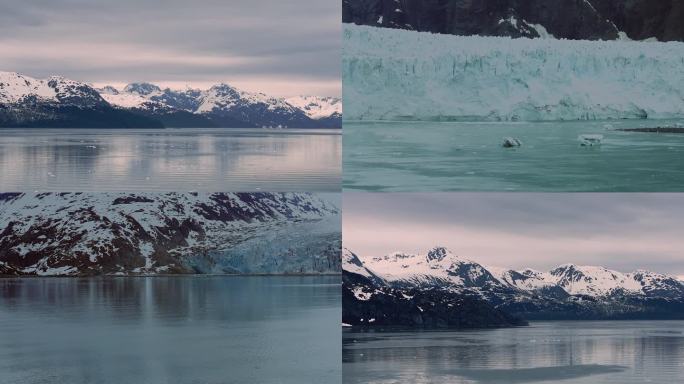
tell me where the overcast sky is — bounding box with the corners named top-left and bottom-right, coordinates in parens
top-left (344, 193), bottom-right (684, 279)
top-left (0, 0), bottom-right (341, 97)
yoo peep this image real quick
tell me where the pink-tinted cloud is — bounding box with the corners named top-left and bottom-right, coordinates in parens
top-left (0, 0), bottom-right (341, 97)
top-left (344, 193), bottom-right (684, 275)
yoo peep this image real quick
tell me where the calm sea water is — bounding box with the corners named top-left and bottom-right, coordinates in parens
top-left (0, 128), bottom-right (341, 192)
top-left (343, 321), bottom-right (684, 384)
top-left (344, 120), bottom-right (684, 191)
top-left (0, 276), bottom-right (341, 384)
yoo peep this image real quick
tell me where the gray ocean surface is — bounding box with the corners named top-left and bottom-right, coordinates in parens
top-left (0, 276), bottom-right (341, 384)
top-left (344, 119), bottom-right (684, 191)
top-left (0, 128), bottom-right (341, 192)
top-left (343, 321), bottom-right (684, 384)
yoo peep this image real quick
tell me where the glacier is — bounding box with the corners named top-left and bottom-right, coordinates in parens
top-left (343, 24), bottom-right (684, 121)
top-left (0, 192), bottom-right (341, 276)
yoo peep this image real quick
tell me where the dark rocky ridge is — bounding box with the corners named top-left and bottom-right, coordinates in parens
top-left (343, 266), bottom-right (527, 328)
top-left (343, 0), bottom-right (684, 41)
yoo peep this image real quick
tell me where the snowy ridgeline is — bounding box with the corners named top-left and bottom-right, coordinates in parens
top-left (345, 247), bottom-right (684, 299)
top-left (343, 24), bottom-right (684, 121)
top-left (0, 193), bottom-right (341, 276)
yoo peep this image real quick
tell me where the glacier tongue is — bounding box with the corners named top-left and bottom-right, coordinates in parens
top-left (343, 24), bottom-right (684, 121)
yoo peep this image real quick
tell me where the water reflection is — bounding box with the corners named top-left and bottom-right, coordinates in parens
top-left (343, 321), bottom-right (684, 383)
top-left (0, 128), bottom-right (341, 191)
top-left (0, 276), bottom-right (341, 384)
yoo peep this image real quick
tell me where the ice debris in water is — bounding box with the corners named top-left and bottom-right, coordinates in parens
top-left (578, 134), bottom-right (603, 146)
top-left (502, 137), bottom-right (523, 148)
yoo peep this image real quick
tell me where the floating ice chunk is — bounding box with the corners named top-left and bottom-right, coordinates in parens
top-left (502, 137), bottom-right (523, 148)
top-left (579, 134), bottom-right (603, 146)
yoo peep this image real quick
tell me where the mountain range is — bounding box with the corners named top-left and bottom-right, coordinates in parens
top-left (0, 71), bottom-right (341, 128)
top-left (0, 192), bottom-right (341, 276)
top-left (343, 0), bottom-right (683, 42)
top-left (343, 247), bottom-right (684, 328)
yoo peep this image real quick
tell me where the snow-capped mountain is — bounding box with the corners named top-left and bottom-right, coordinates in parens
top-left (343, 24), bottom-right (684, 121)
top-left (344, 246), bottom-right (684, 326)
top-left (0, 71), bottom-right (106, 107)
top-left (0, 72), bottom-right (161, 128)
top-left (195, 83), bottom-right (313, 128)
top-left (0, 193), bottom-right (341, 276)
top-left (364, 246), bottom-right (505, 290)
top-left (0, 71), bottom-right (341, 128)
top-left (100, 82), bottom-right (341, 128)
top-left (98, 83), bottom-right (170, 111)
top-left (342, 248), bottom-right (527, 328)
top-left (355, 246), bottom-right (684, 299)
top-left (343, 0), bottom-right (683, 42)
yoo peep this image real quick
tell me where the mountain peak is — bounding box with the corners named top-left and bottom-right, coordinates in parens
top-left (98, 86), bottom-right (120, 95)
top-left (426, 246), bottom-right (450, 262)
top-left (124, 82), bottom-right (161, 96)
top-left (209, 83), bottom-right (239, 93)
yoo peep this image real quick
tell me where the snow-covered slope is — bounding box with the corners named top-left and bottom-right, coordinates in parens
top-left (0, 193), bottom-right (340, 276)
top-left (342, 248), bottom-right (377, 281)
top-left (343, 24), bottom-right (684, 121)
top-left (548, 264), bottom-right (642, 296)
top-left (285, 96), bottom-right (342, 120)
top-left (98, 86), bottom-right (159, 109)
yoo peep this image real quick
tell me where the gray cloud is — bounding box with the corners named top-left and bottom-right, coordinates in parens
top-left (344, 193), bottom-right (684, 277)
top-left (0, 0), bottom-right (341, 96)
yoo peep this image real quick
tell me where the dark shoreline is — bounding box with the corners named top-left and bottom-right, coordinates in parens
top-left (617, 127), bottom-right (684, 133)
top-left (342, 317), bottom-right (684, 332)
top-left (0, 272), bottom-right (342, 279)
top-left (342, 323), bottom-right (529, 332)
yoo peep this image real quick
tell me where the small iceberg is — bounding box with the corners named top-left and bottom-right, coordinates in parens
top-left (578, 134), bottom-right (603, 146)
top-left (502, 137), bottom-right (522, 148)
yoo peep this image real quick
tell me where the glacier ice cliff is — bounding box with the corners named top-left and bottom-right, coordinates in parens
top-left (343, 25), bottom-right (684, 122)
